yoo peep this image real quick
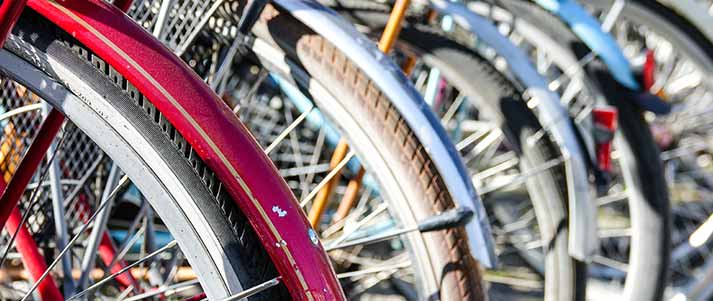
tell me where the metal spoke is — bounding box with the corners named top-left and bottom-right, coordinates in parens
top-left (596, 190), bottom-right (629, 206)
top-left (45, 116), bottom-right (75, 296)
top-left (20, 175), bottom-right (131, 301)
top-left (107, 224), bottom-right (147, 274)
top-left (592, 255), bottom-right (629, 272)
top-left (105, 199), bottom-right (148, 273)
top-left (235, 69), bottom-right (269, 114)
top-left (598, 228), bottom-right (632, 238)
top-left (279, 163), bottom-right (331, 178)
top-left (483, 273), bottom-right (543, 289)
top-left (477, 157), bottom-right (565, 195)
top-left (473, 152), bottom-right (519, 181)
top-left (285, 108), bottom-right (308, 186)
top-left (455, 125), bottom-right (495, 151)
top-left (210, 35), bottom-right (243, 91)
top-left (122, 279), bottom-right (199, 301)
top-left (67, 240), bottom-right (179, 301)
top-left (299, 128), bottom-right (326, 201)
top-left (600, 0), bottom-right (626, 32)
top-left (78, 163), bottom-right (122, 290)
top-left (548, 52), bottom-right (596, 91)
top-left (337, 260), bottom-right (411, 279)
top-left (265, 106), bottom-right (314, 154)
top-left (217, 277), bottom-right (281, 301)
top-left (299, 150), bottom-right (355, 208)
top-left (441, 92), bottom-right (466, 125)
top-left (327, 203), bottom-right (388, 247)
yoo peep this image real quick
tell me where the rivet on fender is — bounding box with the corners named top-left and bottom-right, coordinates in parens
top-left (308, 229), bottom-right (319, 246)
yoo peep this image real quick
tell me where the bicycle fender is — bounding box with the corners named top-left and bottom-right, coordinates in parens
top-left (432, 0), bottom-right (597, 261)
top-left (271, 0), bottom-right (497, 268)
top-left (656, 0), bottom-right (713, 50)
top-left (27, 1), bottom-right (343, 300)
top-left (534, 0), bottom-right (640, 90)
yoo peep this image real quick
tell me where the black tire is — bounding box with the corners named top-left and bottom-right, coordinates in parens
top-left (3, 10), bottom-right (285, 300)
top-left (394, 24), bottom-right (584, 301)
top-left (496, 1), bottom-right (671, 300)
top-left (584, 0), bottom-right (713, 295)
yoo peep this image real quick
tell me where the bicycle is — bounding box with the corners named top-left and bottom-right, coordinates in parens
top-left (0, 0), bottom-right (346, 299)
top-left (123, 0), bottom-right (507, 298)
top-left (581, 0), bottom-right (713, 299)
top-left (469, 0), bottom-right (672, 299)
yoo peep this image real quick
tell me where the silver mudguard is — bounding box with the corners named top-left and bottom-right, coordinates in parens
top-left (271, 0), bottom-right (497, 267)
top-left (427, 0), bottom-right (597, 261)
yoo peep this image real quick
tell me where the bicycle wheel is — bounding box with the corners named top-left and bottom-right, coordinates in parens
top-left (128, 1), bottom-right (486, 299)
top-left (583, 1), bottom-right (713, 298)
top-left (471, 0), bottom-right (671, 299)
top-left (392, 24), bottom-right (584, 301)
top-left (0, 10), bottom-right (289, 300)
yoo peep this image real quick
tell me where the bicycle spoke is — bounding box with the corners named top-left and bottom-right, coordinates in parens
top-left (123, 279), bottom-right (200, 301)
top-left (67, 240), bottom-right (178, 301)
top-left (441, 92), bottom-right (466, 125)
top-left (337, 260), bottom-right (411, 279)
top-left (592, 255), bottom-right (629, 273)
top-left (264, 106), bottom-right (313, 155)
top-left (108, 225), bottom-right (147, 274)
top-left (218, 277), bottom-right (281, 301)
top-left (599, 227), bottom-right (632, 238)
top-left (299, 128), bottom-right (326, 201)
top-left (299, 150), bottom-right (355, 208)
top-left (78, 163), bottom-right (122, 290)
top-left (600, 0), bottom-right (625, 32)
top-left (483, 272), bottom-right (543, 289)
top-left (596, 190), bottom-right (629, 206)
top-left (325, 203), bottom-right (388, 247)
top-left (45, 119), bottom-right (75, 296)
top-left (20, 175), bottom-right (131, 301)
top-left (478, 157), bottom-right (565, 195)
top-left (455, 124), bottom-right (495, 151)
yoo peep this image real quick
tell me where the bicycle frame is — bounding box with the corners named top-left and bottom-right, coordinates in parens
top-left (272, 0), bottom-right (498, 268)
top-left (0, 0), bottom-right (343, 299)
top-left (428, 0), bottom-right (597, 261)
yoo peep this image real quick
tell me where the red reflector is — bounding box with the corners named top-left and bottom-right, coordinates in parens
top-left (643, 49), bottom-right (656, 91)
top-left (592, 107), bottom-right (618, 173)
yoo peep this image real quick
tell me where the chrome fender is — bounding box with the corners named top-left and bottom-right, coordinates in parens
top-left (271, 0), bottom-right (497, 267)
top-left (428, 0), bottom-right (597, 261)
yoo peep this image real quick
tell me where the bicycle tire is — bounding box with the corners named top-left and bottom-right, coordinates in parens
top-left (246, 6), bottom-right (486, 299)
top-left (494, 1), bottom-right (671, 299)
top-left (2, 10), bottom-right (286, 300)
top-left (395, 24), bottom-right (584, 301)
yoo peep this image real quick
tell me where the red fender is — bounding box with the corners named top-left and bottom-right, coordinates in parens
top-left (25, 0), bottom-right (343, 300)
